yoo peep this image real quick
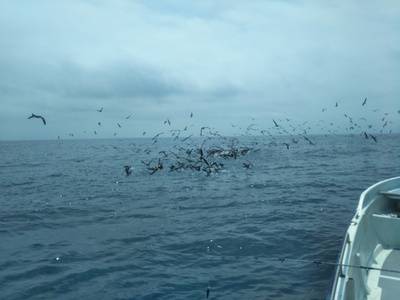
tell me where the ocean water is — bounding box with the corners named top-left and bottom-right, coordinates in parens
top-left (0, 135), bottom-right (399, 300)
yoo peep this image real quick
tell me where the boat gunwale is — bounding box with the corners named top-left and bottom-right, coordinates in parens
top-left (357, 176), bottom-right (400, 213)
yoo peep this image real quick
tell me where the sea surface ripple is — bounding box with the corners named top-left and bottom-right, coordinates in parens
top-left (0, 135), bottom-right (399, 299)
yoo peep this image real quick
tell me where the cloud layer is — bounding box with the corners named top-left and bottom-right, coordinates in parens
top-left (0, 0), bottom-right (399, 139)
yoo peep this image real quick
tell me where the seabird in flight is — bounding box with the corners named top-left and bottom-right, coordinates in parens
top-left (149, 159), bottom-right (163, 175)
top-left (181, 135), bottom-right (192, 142)
top-left (152, 132), bottom-right (164, 140)
top-left (28, 113), bottom-right (46, 125)
top-left (362, 98), bottom-right (367, 106)
top-left (302, 135), bottom-right (315, 145)
top-left (200, 126), bottom-right (210, 136)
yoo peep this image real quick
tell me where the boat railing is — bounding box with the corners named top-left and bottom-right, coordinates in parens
top-left (357, 177), bottom-right (400, 212)
top-left (330, 232), bottom-right (350, 299)
top-left (339, 233), bottom-right (350, 277)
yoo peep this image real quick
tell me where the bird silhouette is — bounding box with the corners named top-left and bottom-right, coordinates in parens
top-left (28, 113), bottom-right (46, 125)
top-left (200, 127), bottom-right (210, 136)
top-left (124, 166), bottom-right (133, 176)
top-left (362, 98), bottom-right (367, 106)
top-left (242, 161), bottom-right (253, 169)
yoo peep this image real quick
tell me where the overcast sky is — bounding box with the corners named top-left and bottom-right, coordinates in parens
top-left (0, 0), bottom-right (399, 140)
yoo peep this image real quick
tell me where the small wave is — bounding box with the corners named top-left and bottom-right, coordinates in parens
top-left (0, 181), bottom-right (35, 188)
top-left (1, 265), bottom-right (68, 285)
top-left (177, 201), bottom-right (239, 211)
top-left (47, 173), bottom-right (65, 178)
top-left (0, 162), bottom-right (46, 168)
top-left (104, 236), bottom-right (150, 246)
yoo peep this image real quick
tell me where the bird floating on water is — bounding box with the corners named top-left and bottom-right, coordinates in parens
top-left (124, 165), bottom-right (133, 176)
top-left (97, 107), bottom-right (103, 112)
top-left (242, 161), bottom-right (253, 169)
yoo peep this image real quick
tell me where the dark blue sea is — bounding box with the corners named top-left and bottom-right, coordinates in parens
top-left (1, 135), bottom-right (399, 299)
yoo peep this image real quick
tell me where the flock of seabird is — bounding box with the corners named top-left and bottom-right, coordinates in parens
top-left (27, 97), bottom-right (399, 177)
top-left (25, 98), bottom-right (399, 300)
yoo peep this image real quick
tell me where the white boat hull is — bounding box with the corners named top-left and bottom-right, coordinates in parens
top-left (330, 177), bottom-right (400, 300)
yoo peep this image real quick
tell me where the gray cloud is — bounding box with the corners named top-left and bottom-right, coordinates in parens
top-left (0, 0), bottom-right (399, 140)
top-left (0, 60), bottom-right (182, 100)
